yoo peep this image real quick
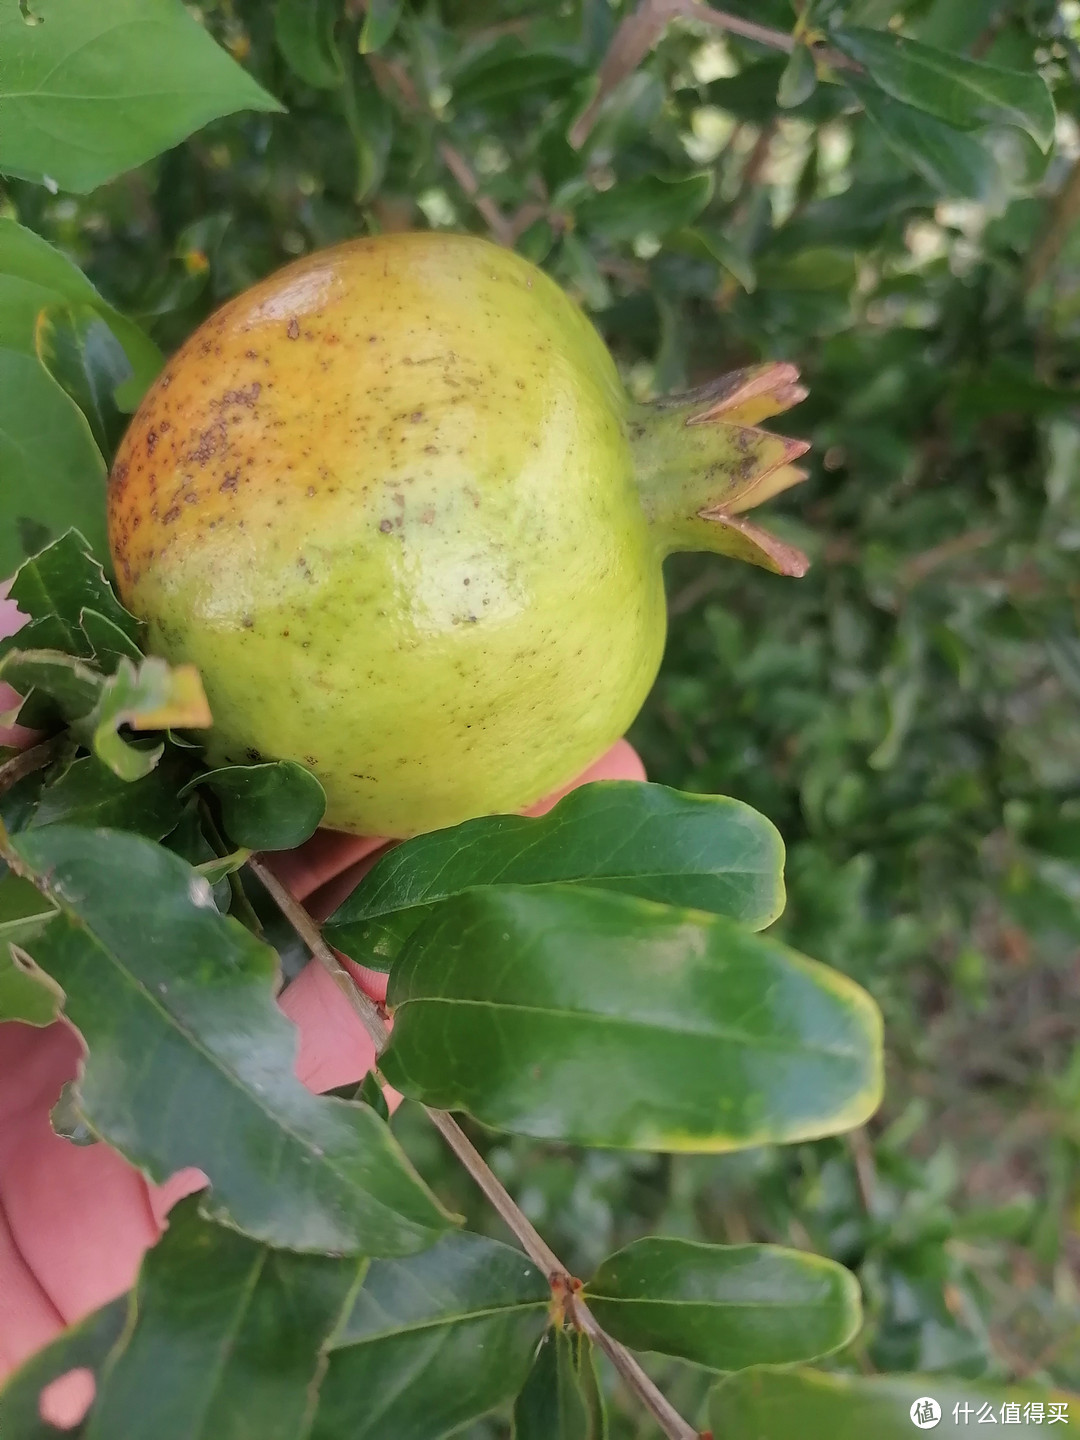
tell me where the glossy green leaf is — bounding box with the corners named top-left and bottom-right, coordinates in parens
top-left (0, 874), bottom-right (59, 1024)
top-left (326, 781), bottom-right (785, 969)
top-left (666, 226), bottom-right (756, 292)
top-left (756, 247), bottom-right (859, 293)
top-left (0, 0), bottom-right (283, 193)
top-left (849, 77), bottom-right (996, 199)
top-left (584, 1238), bottom-right (861, 1370)
top-left (348, 74), bottom-right (394, 202)
top-left (11, 825), bottom-right (454, 1256)
top-left (513, 1330), bottom-right (607, 1440)
top-left (575, 174), bottom-right (713, 242)
top-left (181, 761), bottom-right (326, 851)
top-left (0, 650), bottom-right (101, 723)
top-left (708, 1366), bottom-right (1066, 1437)
top-left (381, 885), bottom-right (883, 1151)
top-left (359, 0), bottom-right (405, 55)
top-left (312, 1232), bottom-right (549, 1440)
top-left (833, 26), bottom-right (1055, 151)
top-left (0, 651), bottom-right (210, 780)
top-left (452, 43), bottom-right (585, 107)
top-left (778, 45), bottom-right (817, 109)
top-left (30, 751), bottom-right (185, 838)
top-left (0, 1297), bottom-right (127, 1440)
top-left (0, 347), bottom-right (107, 573)
top-left (35, 302), bottom-right (131, 457)
top-left (274, 0), bottom-right (343, 88)
top-left (80, 608), bottom-right (145, 669)
top-left (81, 1198), bottom-right (364, 1440)
top-left (195, 848), bottom-right (253, 886)
top-left (0, 219), bottom-right (161, 403)
top-left (3, 529), bottom-right (141, 654)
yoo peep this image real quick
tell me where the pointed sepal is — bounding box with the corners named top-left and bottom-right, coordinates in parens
top-left (631, 362), bottom-right (810, 575)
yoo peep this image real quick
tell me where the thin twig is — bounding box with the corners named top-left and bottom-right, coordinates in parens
top-left (366, 54), bottom-right (515, 246)
top-left (846, 1127), bottom-right (878, 1214)
top-left (435, 141), bottom-right (515, 246)
top-left (671, 0), bottom-right (857, 70)
top-left (1025, 153), bottom-right (1080, 295)
top-left (252, 853), bottom-right (700, 1440)
top-left (571, 1296), bottom-right (699, 1439)
top-left (732, 118), bottom-right (777, 212)
top-left (0, 735), bottom-right (62, 797)
top-left (897, 526), bottom-right (999, 587)
top-left (570, 0), bottom-right (856, 149)
top-left (248, 854), bottom-right (389, 1053)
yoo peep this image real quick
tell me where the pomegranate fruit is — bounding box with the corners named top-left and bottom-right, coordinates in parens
top-left (108, 233), bottom-right (808, 836)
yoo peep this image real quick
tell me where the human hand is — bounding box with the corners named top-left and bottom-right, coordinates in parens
top-left (0, 588), bottom-right (645, 1424)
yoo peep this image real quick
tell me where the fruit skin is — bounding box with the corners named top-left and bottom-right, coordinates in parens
top-left (109, 233), bottom-right (808, 838)
top-left (109, 234), bottom-right (666, 836)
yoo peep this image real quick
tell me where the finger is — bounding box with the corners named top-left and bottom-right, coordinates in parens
top-left (0, 1203), bottom-right (66, 1379)
top-left (525, 737), bottom-right (646, 816)
top-left (265, 831), bottom-right (389, 904)
top-left (0, 589), bottom-right (36, 749)
top-left (0, 1024), bottom-right (162, 1328)
top-left (277, 958), bottom-right (389, 1097)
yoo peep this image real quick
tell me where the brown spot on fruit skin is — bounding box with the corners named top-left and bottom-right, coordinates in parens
top-left (217, 382), bottom-right (262, 408)
top-left (287, 318), bottom-right (300, 339)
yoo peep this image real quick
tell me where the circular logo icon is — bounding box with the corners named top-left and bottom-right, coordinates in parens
top-left (910, 1397), bottom-right (942, 1429)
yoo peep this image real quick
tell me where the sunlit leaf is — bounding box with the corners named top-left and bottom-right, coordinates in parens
top-left (0, 0), bottom-right (283, 193)
top-left (381, 885), bottom-right (883, 1151)
top-left (0, 219), bottom-right (161, 403)
top-left (833, 26), bottom-right (1055, 151)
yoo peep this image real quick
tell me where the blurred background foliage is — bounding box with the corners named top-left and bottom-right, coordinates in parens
top-left (5, 0), bottom-right (1080, 1429)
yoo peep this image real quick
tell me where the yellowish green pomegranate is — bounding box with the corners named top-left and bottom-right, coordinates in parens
top-left (108, 233), bottom-right (808, 837)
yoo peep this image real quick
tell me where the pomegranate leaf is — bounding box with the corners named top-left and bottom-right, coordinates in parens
top-left (0, 1295), bottom-right (127, 1438)
top-left (325, 780), bottom-right (786, 973)
top-left (76, 1198), bottom-right (363, 1440)
top-left (708, 1367), bottom-right (1064, 1438)
top-left (0, 0), bottom-right (283, 194)
top-left (312, 1232), bottom-right (548, 1440)
top-left (380, 885), bottom-right (883, 1152)
top-left (832, 28), bottom-right (1055, 151)
top-left (11, 824), bottom-right (455, 1256)
top-left (513, 1329), bottom-right (606, 1440)
top-left (0, 219), bottom-right (161, 403)
top-left (180, 760), bottom-right (326, 852)
top-left (584, 1237), bottom-right (861, 1371)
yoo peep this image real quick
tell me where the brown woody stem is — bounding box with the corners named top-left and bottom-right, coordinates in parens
top-left (0, 736), bottom-right (62, 798)
top-left (250, 853), bottom-right (700, 1440)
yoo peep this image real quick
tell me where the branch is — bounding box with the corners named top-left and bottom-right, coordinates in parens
top-left (252, 853), bottom-right (700, 1440)
top-left (570, 0), bottom-right (856, 149)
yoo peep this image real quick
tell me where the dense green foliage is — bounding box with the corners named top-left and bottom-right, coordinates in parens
top-left (1, 0), bottom-right (1078, 1435)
